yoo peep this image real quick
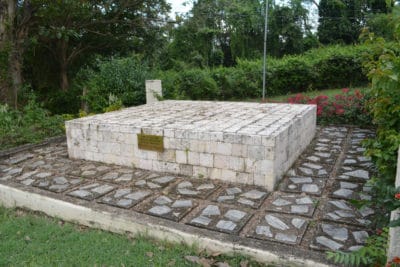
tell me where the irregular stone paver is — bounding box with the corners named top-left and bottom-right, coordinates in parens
top-left (4, 152), bottom-right (34, 164)
top-left (99, 187), bottom-right (152, 208)
top-left (170, 180), bottom-right (219, 199)
top-left (133, 174), bottom-right (178, 190)
top-left (0, 126), bottom-right (378, 259)
top-left (337, 166), bottom-right (372, 183)
top-left (67, 182), bottom-right (115, 200)
top-left (213, 186), bottom-right (269, 209)
top-left (288, 160), bottom-right (332, 178)
top-left (189, 204), bottom-right (252, 234)
top-left (342, 154), bottom-right (374, 169)
top-left (32, 176), bottom-right (83, 193)
top-left (266, 193), bottom-right (317, 217)
top-left (99, 168), bottom-right (149, 184)
top-left (67, 163), bottom-right (111, 178)
top-left (330, 180), bottom-right (372, 201)
top-left (321, 199), bottom-right (374, 227)
top-left (137, 195), bottom-right (196, 222)
top-left (280, 175), bottom-right (326, 196)
top-left (249, 212), bottom-right (308, 245)
top-left (310, 223), bottom-right (369, 252)
top-left (0, 166), bottom-right (23, 181)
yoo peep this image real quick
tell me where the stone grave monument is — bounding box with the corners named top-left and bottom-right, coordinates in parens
top-left (66, 99), bottom-right (316, 191)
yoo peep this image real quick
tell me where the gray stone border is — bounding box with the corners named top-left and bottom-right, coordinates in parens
top-left (388, 146), bottom-right (400, 260)
top-left (0, 180), bottom-right (333, 267)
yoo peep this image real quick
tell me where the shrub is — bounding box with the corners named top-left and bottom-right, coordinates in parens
top-left (0, 97), bottom-right (65, 149)
top-left (286, 88), bottom-right (371, 126)
top-left (161, 68), bottom-right (218, 100)
top-left (79, 56), bottom-right (151, 113)
top-left (158, 44), bottom-right (378, 100)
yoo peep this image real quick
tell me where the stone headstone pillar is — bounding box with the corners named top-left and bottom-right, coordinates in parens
top-left (146, 80), bottom-right (162, 104)
top-left (388, 146), bottom-right (400, 261)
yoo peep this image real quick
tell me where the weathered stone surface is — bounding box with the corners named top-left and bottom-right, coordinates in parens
top-left (251, 212), bottom-right (308, 245)
top-left (137, 194), bottom-right (196, 222)
top-left (189, 205), bottom-right (250, 234)
top-left (216, 220), bottom-right (237, 231)
top-left (202, 205), bottom-right (221, 216)
top-left (321, 199), bottom-right (373, 227)
top-left (266, 193), bottom-right (317, 217)
top-left (224, 210), bottom-right (247, 222)
top-left (311, 223), bottom-right (370, 252)
top-left (280, 176), bottom-right (325, 196)
top-left (68, 183), bottom-right (115, 200)
top-left (66, 100), bottom-right (316, 189)
top-left (213, 185), bottom-right (268, 209)
top-left (171, 179), bottom-right (219, 199)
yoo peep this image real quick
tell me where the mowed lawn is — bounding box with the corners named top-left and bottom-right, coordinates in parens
top-left (0, 206), bottom-right (266, 266)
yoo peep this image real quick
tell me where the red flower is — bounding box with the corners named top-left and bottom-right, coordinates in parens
top-left (342, 88), bottom-right (350, 94)
top-left (335, 108), bottom-right (345, 115)
top-left (395, 193), bottom-right (400, 199)
top-left (377, 229), bottom-right (383, 235)
top-left (354, 89), bottom-right (363, 99)
top-left (393, 257), bottom-right (400, 263)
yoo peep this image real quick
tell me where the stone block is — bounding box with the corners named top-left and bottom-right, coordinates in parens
top-left (65, 101), bottom-right (316, 189)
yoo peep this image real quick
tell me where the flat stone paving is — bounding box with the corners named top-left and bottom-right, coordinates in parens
top-left (0, 126), bottom-right (377, 265)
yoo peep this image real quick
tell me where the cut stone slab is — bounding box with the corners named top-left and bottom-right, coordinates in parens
top-left (67, 162), bottom-right (110, 178)
top-left (99, 169), bottom-right (149, 183)
top-left (213, 185), bottom-right (269, 209)
top-left (99, 187), bottom-right (152, 209)
top-left (134, 174), bottom-right (178, 190)
top-left (330, 180), bottom-right (372, 201)
top-left (170, 179), bottom-right (219, 199)
top-left (321, 199), bottom-right (374, 227)
top-left (280, 176), bottom-right (326, 196)
top-left (136, 194), bottom-right (196, 222)
top-left (189, 204), bottom-right (251, 234)
top-left (32, 176), bottom-right (83, 193)
top-left (310, 223), bottom-right (370, 252)
top-left (249, 212), bottom-right (308, 245)
top-left (66, 100), bottom-right (316, 190)
top-left (67, 182), bottom-right (115, 200)
top-left (266, 193), bottom-right (317, 217)
top-left (337, 166), bottom-right (373, 183)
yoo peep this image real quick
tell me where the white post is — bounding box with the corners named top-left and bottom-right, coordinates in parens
top-left (388, 146), bottom-right (400, 261)
top-left (145, 80), bottom-right (162, 104)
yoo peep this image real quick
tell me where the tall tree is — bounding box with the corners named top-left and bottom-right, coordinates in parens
top-left (0, 0), bottom-right (35, 107)
top-left (317, 0), bottom-right (389, 44)
top-left (32, 0), bottom-right (170, 91)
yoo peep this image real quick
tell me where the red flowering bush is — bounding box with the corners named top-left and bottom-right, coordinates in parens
top-left (287, 88), bottom-right (371, 125)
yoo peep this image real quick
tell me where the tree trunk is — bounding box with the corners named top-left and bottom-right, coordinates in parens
top-left (60, 40), bottom-right (69, 91)
top-left (9, 46), bottom-right (22, 108)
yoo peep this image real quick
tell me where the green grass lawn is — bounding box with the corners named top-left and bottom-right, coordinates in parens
top-left (0, 206), bottom-right (266, 266)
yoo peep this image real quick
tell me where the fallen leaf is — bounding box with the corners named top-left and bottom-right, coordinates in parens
top-left (198, 257), bottom-right (213, 267)
top-left (167, 259), bottom-right (176, 266)
top-left (185, 255), bottom-right (201, 263)
top-left (211, 251), bottom-right (222, 257)
top-left (146, 252), bottom-right (154, 258)
top-left (240, 260), bottom-right (249, 267)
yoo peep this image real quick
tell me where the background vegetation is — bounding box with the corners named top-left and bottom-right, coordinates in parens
top-left (1, 0), bottom-right (400, 266)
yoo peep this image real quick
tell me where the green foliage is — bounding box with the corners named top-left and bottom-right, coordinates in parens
top-left (326, 228), bottom-right (388, 266)
top-left (362, 6), bottom-right (400, 184)
top-left (160, 44), bottom-right (374, 100)
top-left (164, 68), bottom-right (219, 100)
top-left (79, 57), bottom-right (151, 113)
top-left (0, 95), bottom-right (65, 150)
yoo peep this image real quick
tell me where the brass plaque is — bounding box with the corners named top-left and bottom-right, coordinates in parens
top-left (137, 133), bottom-right (164, 152)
